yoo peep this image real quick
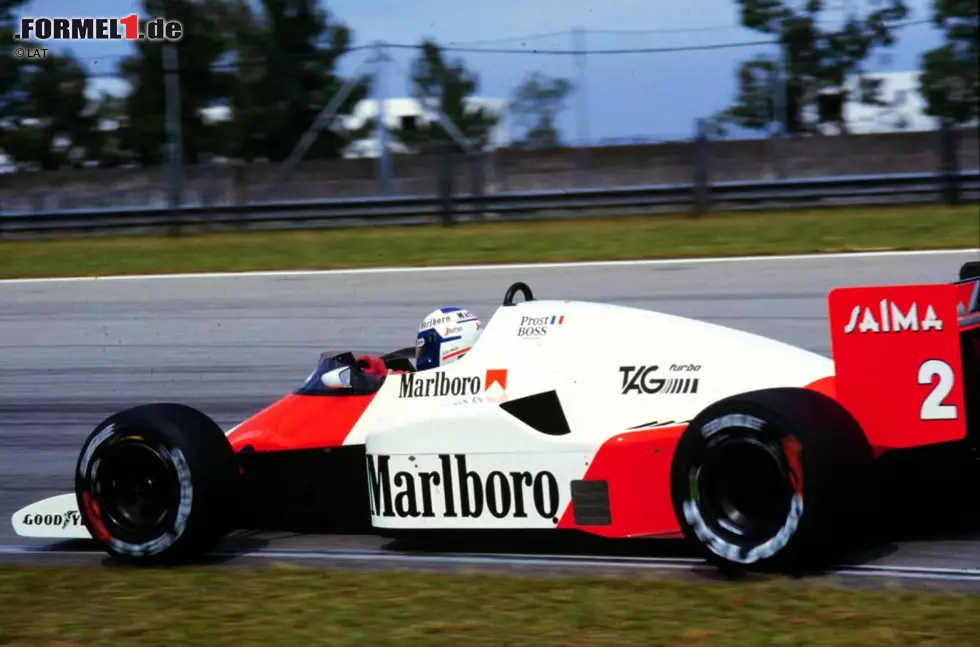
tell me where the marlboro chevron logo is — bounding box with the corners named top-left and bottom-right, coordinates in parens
top-left (398, 369), bottom-right (508, 398)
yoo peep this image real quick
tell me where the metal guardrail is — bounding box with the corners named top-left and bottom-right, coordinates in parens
top-left (1, 171), bottom-right (977, 237)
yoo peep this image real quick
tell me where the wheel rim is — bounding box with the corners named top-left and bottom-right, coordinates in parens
top-left (694, 436), bottom-right (796, 544)
top-left (93, 438), bottom-right (178, 537)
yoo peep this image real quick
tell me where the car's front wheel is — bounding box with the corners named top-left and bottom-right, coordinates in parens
top-left (75, 403), bottom-right (239, 564)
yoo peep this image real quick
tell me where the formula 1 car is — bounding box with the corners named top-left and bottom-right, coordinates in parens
top-left (12, 263), bottom-right (980, 573)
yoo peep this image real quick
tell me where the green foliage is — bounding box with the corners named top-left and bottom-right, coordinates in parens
top-left (2, 51), bottom-right (100, 170)
top-left (117, 0), bottom-right (235, 166)
top-left (509, 72), bottom-right (573, 149)
top-left (1, 0), bottom-right (371, 169)
top-left (2, 0), bottom-right (106, 170)
top-left (392, 39), bottom-right (500, 154)
top-left (718, 0), bottom-right (909, 135)
top-left (918, 0), bottom-right (978, 124)
top-left (215, 0), bottom-right (372, 162)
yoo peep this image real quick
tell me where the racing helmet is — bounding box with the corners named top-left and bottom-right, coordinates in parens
top-left (415, 307), bottom-right (483, 370)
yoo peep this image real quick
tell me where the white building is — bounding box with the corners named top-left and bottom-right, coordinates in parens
top-left (341, 96), bottom-right (511, 158)
top-left (813, 70), bottom-right (944, 135)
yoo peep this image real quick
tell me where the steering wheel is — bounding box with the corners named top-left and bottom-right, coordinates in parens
top-left (503, 282), bottom-right (534, 306)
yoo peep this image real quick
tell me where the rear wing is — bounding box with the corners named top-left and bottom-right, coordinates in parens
top-left (827, 280), bottom-right (968, 450)
top-left (957, 261), bottom-right (980, 330)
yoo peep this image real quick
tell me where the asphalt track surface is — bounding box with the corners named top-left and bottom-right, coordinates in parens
top-left (3, 249), bottom-right (980, 589)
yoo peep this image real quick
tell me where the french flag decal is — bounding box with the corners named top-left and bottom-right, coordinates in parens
top-left (550, 316), bottom-right (565, 325)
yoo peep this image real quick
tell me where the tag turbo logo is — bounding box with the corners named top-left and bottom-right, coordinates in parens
top-left (367, 454), bottom-right (561, 522)
top-left (843, 300), bottom-right (943, 334)
top-left (15, 16), bottom-right (183, 41)
top-left (619, 365), bottom-right (700, 395)
top-left (517, 314), bottom-right (564, 338)
top-left (399, 369), bottom-right (508, 398)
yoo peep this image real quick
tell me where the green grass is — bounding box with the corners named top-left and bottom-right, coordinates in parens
top-left (0, 565), bottom-right (977, 646)
top-left (0, 204), bottom-right (977, 279)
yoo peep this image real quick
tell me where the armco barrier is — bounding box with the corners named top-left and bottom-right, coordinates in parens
top-left (0, 170), bottom-right (977, 238)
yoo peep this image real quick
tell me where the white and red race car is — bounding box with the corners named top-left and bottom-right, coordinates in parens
top-left (12, 265), bottom-right (980, 572)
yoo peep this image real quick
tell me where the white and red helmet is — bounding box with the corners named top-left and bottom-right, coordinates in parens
top-left (415, 307), bottom-right (483, 370)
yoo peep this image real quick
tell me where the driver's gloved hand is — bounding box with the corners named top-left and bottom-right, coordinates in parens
top-left (354, 355), bottom-right (389, 378)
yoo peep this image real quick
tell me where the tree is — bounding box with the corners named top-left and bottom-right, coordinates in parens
top-left (218, 0), bottom-right (371, 162)
top-left (0, 0), bottom-right (28, 124)
top-left (3, 52), bottom-right (99, 170)
top-left (509, 72), bottom-right (573, 149)
top-left (394, 39), bottom-right (500, 153)
top-left (918, 0), bottom-right (978, 125)
top-left (1, 1), bottom-right (26, 165)
top-left (717, 1), bottom-right (909, 136)
top-left (0, 7), bottom-right (108, 173)
top-left (116, 0), bottom-right (239, 166)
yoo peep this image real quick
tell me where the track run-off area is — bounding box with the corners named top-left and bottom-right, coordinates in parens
top-left (2, 248), bottom-right (979, 588)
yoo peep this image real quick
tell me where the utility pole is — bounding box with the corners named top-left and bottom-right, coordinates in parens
top-left (163, 43), bottom-right (184, 235)
top-left (373, 42), bottom-right (392, 196)
top-left (572, 27), bottom-right (589, 184)
top-left (772, 18), bottom-right (789, 179)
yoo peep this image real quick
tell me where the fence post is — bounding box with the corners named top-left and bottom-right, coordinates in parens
top-left (469, 150), bottom-right (487, 221)
top-left (437, 143), bottom-right (455, 226)
top-left (692, 118), bottom-right (711, 216)
top-left (573, 27), bottom-right (590, 186)
top-left (937, 118), bottom-right (960, 205)
top-left (233, 160), bottom-right (248, 231)
top-left (373, 42), bottom-right (393, 196)
top-left (163, 43), bottom-right (184, 236)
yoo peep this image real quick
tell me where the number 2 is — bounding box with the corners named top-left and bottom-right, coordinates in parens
top-left (918, 359), bottom-right (958, 420)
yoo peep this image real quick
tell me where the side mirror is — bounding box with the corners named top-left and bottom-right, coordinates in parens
top-left (321, 366), bottom-right (351, 389)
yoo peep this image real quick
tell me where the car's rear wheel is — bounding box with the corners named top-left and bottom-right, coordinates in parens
top-left (75, 403), bottom-right (239, 564)
top-left (670, 387), bottom-right (876, 573)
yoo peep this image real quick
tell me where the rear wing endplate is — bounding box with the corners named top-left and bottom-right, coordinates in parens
top-left (828, 283), bottom-right (966, 450)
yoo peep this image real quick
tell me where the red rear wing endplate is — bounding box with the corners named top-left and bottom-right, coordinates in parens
top-left (828, 283), bottom-right (966, 450)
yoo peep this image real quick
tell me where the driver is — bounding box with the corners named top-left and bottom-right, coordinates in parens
top-left (354, 306), bottom-right (483, 379)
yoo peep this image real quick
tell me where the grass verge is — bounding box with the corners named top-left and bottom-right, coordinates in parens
top-left (0, 204), bottom-right (977, 280)
top-left (0, 565), bottom-right (978, 646)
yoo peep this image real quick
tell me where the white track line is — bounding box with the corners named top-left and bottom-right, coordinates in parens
top-left (1, 248), bottom-right (977, 285)
top-left (1, 544), bottom-right (978, 582)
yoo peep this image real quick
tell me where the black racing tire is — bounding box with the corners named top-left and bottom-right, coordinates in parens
top-left (669, 387), bottom-right (876, 574)
top-left (74, 403), bottom-right (239, 564)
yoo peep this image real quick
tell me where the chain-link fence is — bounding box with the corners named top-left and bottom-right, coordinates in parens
top-left (1, 20), bottom-right (977, 215)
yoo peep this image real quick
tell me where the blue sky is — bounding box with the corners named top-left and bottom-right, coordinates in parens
top-left (17, 0), bottom-right (944, 143)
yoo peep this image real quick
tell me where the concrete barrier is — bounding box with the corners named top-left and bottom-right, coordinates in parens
top-left (1, 128), bottom-right (976, 214)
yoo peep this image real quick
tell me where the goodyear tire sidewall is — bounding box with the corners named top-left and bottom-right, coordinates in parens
top-left (75, 419), bottom-right (195, 559)
top-left (673, 407), bottom-right (809, 569)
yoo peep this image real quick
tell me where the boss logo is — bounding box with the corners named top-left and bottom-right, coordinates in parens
top-left (516, 315), bottom-right (564, 338)
top-left (517, 326), bottom-right (548, 337)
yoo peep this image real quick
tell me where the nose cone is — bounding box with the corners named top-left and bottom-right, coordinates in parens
top-left (227, 392), bottom-right (376, 453)
top-left (226, 397), bottom-right (288, 452)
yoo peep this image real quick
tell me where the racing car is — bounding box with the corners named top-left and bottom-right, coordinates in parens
top-left (11, 262), bottom-right (980, 573)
